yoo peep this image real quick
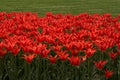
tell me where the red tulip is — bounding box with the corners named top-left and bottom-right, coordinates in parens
top-left (68, 56), bottom-right (81, 66)
top-left (108, 53), bottom-right (117, 60)
top-left (85, 48), bottom-right (96, 58)
top-left (11, 47), bottom-right (20, 56)
top-left (57, 51), bottom-right (69, 61)
top-left (53, 45), bottom-right (62, 52)
top-left (0, 49), bottom-right (7, 58)
top-left (0, 42), bottom-right (7, 57)
top-left (94, 60), bottom-right (107, 70)
top-left (71, 49), bottom-right (79, 56)
top-left (48, 55), bottom-right (57, 64)
top-left (40, 49), bottom-right (50, 58)
top-left (105, 70), bottom-right (113, 79)
top-left (22, 54), bottom-right (36, 64)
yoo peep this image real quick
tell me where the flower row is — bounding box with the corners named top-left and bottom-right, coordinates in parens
top-left (0, 12), bottom-right (120, 79)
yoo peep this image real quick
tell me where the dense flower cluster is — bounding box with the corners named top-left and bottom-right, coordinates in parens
top-left (0, 12), bottom-right (120, 79)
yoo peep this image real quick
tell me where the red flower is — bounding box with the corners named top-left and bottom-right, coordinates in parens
top-left (57, 51), bottom-right (69, 61)
top-left (94, 60), bottom-right (107, 70)
top-left (46, 12), bottom-right (53, 17)
top-left (0, 49), bottom-right (7, 58)
top-left (22, 54), bottom-right (36, 64)
top-left (6, 40), bottom-right (16, 51)
top-left (40, 49), bottom-right (50, 58)
top-left (68, 56), bottom-right (81, 66)
top-left (71, 49), bottom-right (79, 56)
top-left (32, 44), bottom-right (46, 54)
top-left (52, 45), bottom-right (62, 52)
top-left (105, 70), bottom-right (113, 79)
top-left (11, 45), bottom-right (20, 56)
top-left (0, 42), bottom-right (7, 57)
top-left (48, 55), bottom-right (57, 64)
top-left (85, 48), bottom-right (96, 58)
top-left (108, 53), bottom-right (117, 60)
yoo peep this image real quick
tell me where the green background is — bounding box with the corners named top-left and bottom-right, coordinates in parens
top-left (0, 0), bottom-right (120, 16)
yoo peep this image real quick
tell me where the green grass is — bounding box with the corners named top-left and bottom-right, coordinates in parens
top-left (0, 0), bottom-right (120, 16)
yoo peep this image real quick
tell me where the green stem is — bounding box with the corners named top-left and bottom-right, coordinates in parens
top-left (35, 57), bottom-right (39, 80)
top-left (87, 59), bottom-right (90, 80)
top-left (117, 57), bottom-right (120, 80)
top-left (42, 58), bottom-right (47, 80)
top-left (0, 58), bottom-right (4, 80)
top-left (60, 62), bottom-right (65, 80)
top-left (24, 62), bottom-right (31, 80)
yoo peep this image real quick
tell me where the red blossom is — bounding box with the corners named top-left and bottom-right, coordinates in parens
top-left (108, 53), bottom-right (117, 60)
top-left (11, 47), bottom-right (20, 56)
top-left (105, 70), bottom-right (113, 79)
top-left (94, 60), bottom-right (107, 70)
top-left (48, 55), bottom-right (57, 64)
top-left (68, 56), bottom-right (81, 66)
top-left (0, 42), bottom-right (7, 57)
top-left (57, 51), bottom-right (69, 61)
top-left (40, 49), bottom-right (50, 58)
top-left (0, 49), bottom-right (7, 58)
top-left (22, 54), bottom-right (36, 64)
top-left (85, 48), bottom-right (96, 58)
top-left (71, 49), bottom-right (79, 56)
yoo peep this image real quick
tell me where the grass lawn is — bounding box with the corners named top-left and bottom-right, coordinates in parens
top-left (0, 0), bottom-right (120, 16)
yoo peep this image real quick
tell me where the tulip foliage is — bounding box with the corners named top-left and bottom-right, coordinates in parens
top-left (0, 12), bottom-right (120, 80)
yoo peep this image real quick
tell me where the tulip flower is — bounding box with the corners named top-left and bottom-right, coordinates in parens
top-left (22, 54), bottom-right (36, 64)
top-left (57, 51), bottom-right (69, 61)
top-left (105, 70), bottom-right (113, 79)
top-left (48, 55), bottom-right (57, 64)
top-left (108, 53), bottom-right (117, 60)
top-left (68, 56), bottom-right (81, 66)
top-left (94, 60), bottom-right (107, 70)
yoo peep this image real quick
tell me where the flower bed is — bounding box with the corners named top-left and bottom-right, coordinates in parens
top-left (0, 12), bottom-right (120, 80)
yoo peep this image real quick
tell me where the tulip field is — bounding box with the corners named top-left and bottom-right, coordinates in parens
top-left (0, 0), bottom-right (120, 80)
